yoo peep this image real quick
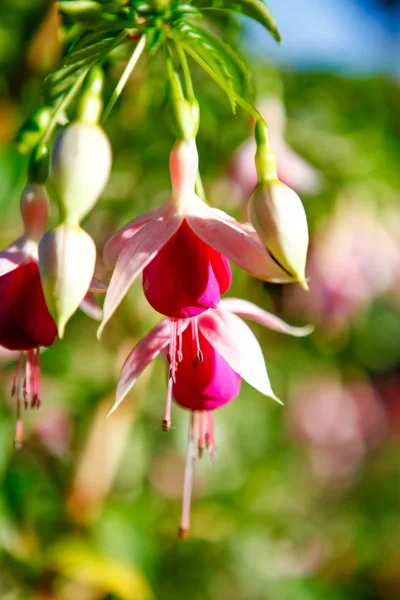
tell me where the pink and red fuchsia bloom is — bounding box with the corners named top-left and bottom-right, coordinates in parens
top-left (0, 184), bottom-right (105, 446)
top-left (0, 184), bottom-right (57, 445)
top-left (107, 298), bottom-right (312, 536)
top-left (99, 138), bottom-right (294, 334)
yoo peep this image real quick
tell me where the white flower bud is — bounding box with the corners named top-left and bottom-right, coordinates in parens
top-left (51, 121), bottom-right (112, 223)
top-left (39, 224), bottom-right (96, 337)
top-left (248, 180), bottom-right (309, 287)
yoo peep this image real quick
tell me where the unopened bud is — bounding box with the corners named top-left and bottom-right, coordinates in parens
top-left (20, 183), bottom-right (49, 241)
top-left (248, 181), bottom-right (309, 287)
top-left (39, 224), bottom-right (96, 338)
top-left (51, 121), bottom-right (112, 223)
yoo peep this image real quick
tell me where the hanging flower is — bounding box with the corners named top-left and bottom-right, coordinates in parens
top-left (99, 139), bottom-right (295, 336)
top-left (106, 297), bottom-right (312, 535)
top-left (0, 183), bottom-right (104, 447)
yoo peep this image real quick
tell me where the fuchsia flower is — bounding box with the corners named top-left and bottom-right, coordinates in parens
top-left (107, 297), bottom-right (312, 536)
top-left (0, 184), bottom-right (104, 446)
top-left (99, 138), bottom-right (294, 335)
top-left (0, 184), bottom-right (56, 445)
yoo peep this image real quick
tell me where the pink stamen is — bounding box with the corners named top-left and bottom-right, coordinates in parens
top-left (205, 411), bottom-right (215, 464)
top-left (32, 348), bottom-right (41, 409)
top-left (162, 377), bottom-right (174, 432)
top-left (14, 354), bottom-right (24, 449)
top-left (24, 350), bottom-right (34, 408)
top-left (163, 319), bottom-right (177, 431)
top-left (179, 412), bottom-right (196, 539)
top-left (177, 320), bottom-right (183, 363)
top-left (169, 319), bottom-right (177, 380)
top-left (198, 410), bottom-right (205, 458)
top-left (191, 317), bottom-right (203, 365)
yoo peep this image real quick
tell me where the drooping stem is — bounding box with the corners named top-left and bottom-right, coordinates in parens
top-left (179, 412), bottom-right (196, 538)
top-left (102, 34), bottom-right (146, 123)
top-left (181, 43), bottom-right (272, 142)
top-left (174, 42), bottom-right (195, 101)
top-left (41, 30), bottom-right (128, 144)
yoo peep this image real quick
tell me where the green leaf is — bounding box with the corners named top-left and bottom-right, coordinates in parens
top-left (194, 0), bottom-right (281, 42)
top-left (170, 21), bottom-right (252, 111)
top-left (43, 34), bottom-right (125, 102)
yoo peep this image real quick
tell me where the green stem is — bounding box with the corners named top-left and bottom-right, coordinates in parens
top-left (174, 42), bottom-right (194, 100)
top-left (42, 30), bottom-right (128, 144)
top-left (102, 34), bottom-right (146, 123)
top-left (42, 68), bottom-right (89, 144)
top-left (182, 43), bottom-right (271, 144)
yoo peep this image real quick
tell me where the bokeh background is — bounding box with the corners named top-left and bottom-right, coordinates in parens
top-left (0, 1), bottom-right (400, 598)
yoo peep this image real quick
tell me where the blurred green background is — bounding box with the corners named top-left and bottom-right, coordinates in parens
top-left (1, 1), bottom-right (400, 599)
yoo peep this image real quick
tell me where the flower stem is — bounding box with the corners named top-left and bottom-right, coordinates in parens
top-left (102, 34), bottom-right (146, 123)
top-left (42, 30), bottom-right (128, 144)
top-left (174, 42), bottom-right (195, 101)
top-left (181, 43), bottom-right (271, 137)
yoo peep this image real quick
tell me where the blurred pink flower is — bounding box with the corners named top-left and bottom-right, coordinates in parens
top-left (214, 96), bottom-right (322, 211)
top-left (285, 197), bottom-right (400, 331)
top-left (288, 373), bottom-right (387, 481)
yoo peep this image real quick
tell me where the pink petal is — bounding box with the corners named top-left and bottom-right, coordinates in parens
top-left (103, 208), bottom-right (158, 269)
top-left (98, 205), bottom-right (182, 337)
top-left (79, 292), bottom-right (102, 321)
top-left (219, 298), bottom-right (314, 337)
top-left (185, 196), bottom-right (294, 282)
top-left (111, 319), bottom-right (189, 416)
top-left (0, 237), bottom-right (34, 276)
top-left (198, 309), bottom-right (281, 402)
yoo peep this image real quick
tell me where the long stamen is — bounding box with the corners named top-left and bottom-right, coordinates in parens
top-left (177, 320), bottom-right (183, 363)
top-left (179, 412), bottom-right (196, 538)
top-left (191, 317), bottom-right (203, 365)
top-left (32, 348), bottom-right (41, 409)
top-left (205, 411), bottom-right (215, 465)
top-left (198, 410), bottom-right (205, 458)
top-left (14, 354), bottom-right (24, 449)
top-left (162, 377), bottom-right (174, 432)
top-left (163, 319), bottom-right (177, 431)
top-left (24, 350), bottom-right (34, 409)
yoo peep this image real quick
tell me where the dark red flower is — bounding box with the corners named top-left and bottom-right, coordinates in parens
top-left (0, 260), bottom-right (57, 351)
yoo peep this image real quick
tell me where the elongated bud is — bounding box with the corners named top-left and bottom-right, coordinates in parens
top-left (20, 183), bottom-right (49, 241)
top-left (170, 138), bottom-right (199, 199)
top-left (51, 121), bottom-right (112, 223)
top-left (248, 122), bottom-right (309, 288)
top-left (39, 224), bottom-right (96, 338)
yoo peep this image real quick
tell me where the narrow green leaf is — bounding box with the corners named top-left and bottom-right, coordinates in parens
top-left (195, 0), bottom-right (281, 42)
top-left (175, 22), bottom-right (251, 99)
top-left (171, 21), bottom-right (253, 112)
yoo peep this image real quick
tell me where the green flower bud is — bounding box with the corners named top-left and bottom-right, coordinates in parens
top-left (51, 121), bottom-right (112, 224)
top-left (39, 224), bottom-right (96, 338)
